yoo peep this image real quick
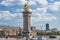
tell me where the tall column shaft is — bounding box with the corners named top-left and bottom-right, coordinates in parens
top-left (23, 11), bottom-right (31, 38)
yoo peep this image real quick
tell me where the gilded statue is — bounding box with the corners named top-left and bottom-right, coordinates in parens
top-left (24, 3), bottom-right (29, 12)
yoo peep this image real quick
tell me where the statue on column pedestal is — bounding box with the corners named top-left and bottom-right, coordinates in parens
top-left (24, 3), bottom-right (29, 12)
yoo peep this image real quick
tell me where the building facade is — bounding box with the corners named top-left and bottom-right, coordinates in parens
top-left (0, 26), bottom-right (21, 37)
top-left (46, 23), bottom-right (49, 31)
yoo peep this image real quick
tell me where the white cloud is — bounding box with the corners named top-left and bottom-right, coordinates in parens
top-left (49, 2), bottom-right (60, 11)
top-left (31, 7), bottom-right (47, 14)
top-left (0, 0), bottom-right (26, 6)
top-left (16, 9), bottom-right (24, 12)
top-left (31, 7), bottom-right (57, 23)
top-left (28, 0), bottom-right (36, 5)
top-left (31, 13), bottom-right (56, 23)
top-left (36, 7), bottom-right (47, 13)
top-left (0, 14), bottom-right (2, 19)
top-left (59, 25), bottom-right (60, 27)
top-left (0, 0), bottom-right (48, 6)
top-left (16, 19), bottom-right (23, 26)
top-left (0, 4), bottom-right (57, 24)
top-left (34, 0), bottom-right (48, 5)
top-left (0, 11), bottom-right (18, 20)
top-left (0, 0), bottom-right (15, 6)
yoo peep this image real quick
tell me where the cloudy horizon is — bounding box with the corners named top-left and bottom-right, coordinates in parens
top-left (0, 0), bottom-right (60, 30)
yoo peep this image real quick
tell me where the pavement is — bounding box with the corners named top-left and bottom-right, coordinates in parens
top-left (0, 38), bottom-right (26, 40)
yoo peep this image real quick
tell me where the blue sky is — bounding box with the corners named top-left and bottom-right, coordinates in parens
top-left (0, 0), bottom-right (60, 30)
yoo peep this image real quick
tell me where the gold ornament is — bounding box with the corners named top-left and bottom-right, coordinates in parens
top-left (24, 3), bottom-right (29, 12)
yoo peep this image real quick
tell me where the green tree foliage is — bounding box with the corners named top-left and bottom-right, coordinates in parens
top-left (37, 31), bottom-right (60, 36)
top-left (0, 31), bottom-right (5, 37)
